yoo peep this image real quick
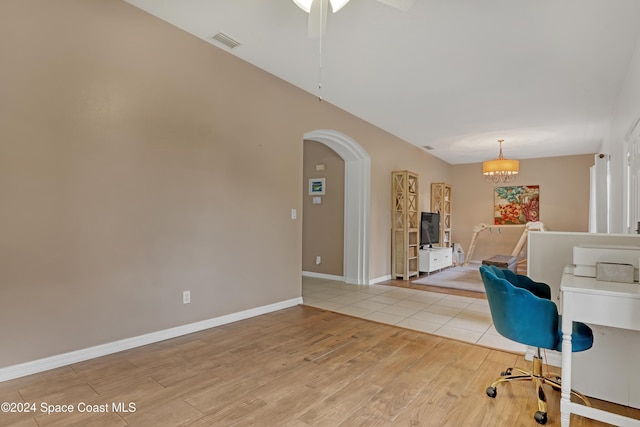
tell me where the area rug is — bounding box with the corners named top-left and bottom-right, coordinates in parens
top-left (412, 262), bottom-right (486, 293)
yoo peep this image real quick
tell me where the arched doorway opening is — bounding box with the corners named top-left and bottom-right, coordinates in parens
top-left (303, 130), bottom-right (370, 285)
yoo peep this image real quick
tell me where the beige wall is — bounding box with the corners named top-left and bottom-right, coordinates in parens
top-left (451, 154), bottom-right (594, 261)
top-left (0, 0), bottom-right (598, 370)
top-left (369, 146), bottom-right (453, 281)
top-left (0, 0), bottom-right (447, 368)
top-left (0, 0), bottom-right (304, 367)
top-left (302, 141), bottom-right (344, 276)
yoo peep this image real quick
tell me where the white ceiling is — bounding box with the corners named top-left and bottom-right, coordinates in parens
top-left (124, 0), bottom-right (640, 164)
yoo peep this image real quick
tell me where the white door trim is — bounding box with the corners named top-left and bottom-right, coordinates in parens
top-left (303, 129), bottom-right (370, 284)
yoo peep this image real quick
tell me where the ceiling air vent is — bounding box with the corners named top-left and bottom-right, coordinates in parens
top-left (212, 32), bottom-right (241, 49)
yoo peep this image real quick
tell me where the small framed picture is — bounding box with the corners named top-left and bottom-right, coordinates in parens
top-left (308, 178), bottom-right (326, 195)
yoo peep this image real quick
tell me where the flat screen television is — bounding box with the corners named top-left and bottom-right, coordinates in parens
top-left (420, 212), bottom-right (440, 248)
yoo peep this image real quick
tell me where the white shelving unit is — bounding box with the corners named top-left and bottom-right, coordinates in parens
top-left (419, 247), bottom-right (453, 274)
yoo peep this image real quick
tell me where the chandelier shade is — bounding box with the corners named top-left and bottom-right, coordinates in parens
top-left (483, 140), bottom-right (519, 183)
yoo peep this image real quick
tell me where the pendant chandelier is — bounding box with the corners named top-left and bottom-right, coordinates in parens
top-left (483, 139), bottom-right (519, 183)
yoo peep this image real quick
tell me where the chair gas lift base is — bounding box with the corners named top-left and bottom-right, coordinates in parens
top-left (486, 347), bottom-right (591, 425)
top-left (479, 265), bottom-right (594, 425)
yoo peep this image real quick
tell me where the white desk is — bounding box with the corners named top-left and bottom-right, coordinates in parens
top-left (560, 267), bottom-right (640, 427)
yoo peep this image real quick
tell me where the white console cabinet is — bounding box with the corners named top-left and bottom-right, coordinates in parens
top-left (419, 247), bottom-right (452, 273)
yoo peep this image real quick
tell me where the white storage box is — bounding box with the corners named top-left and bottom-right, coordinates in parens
top-left (595, 262), bottom-right (635, 283)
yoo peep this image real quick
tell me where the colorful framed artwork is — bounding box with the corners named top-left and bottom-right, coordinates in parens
top-left (494, 185), bottom-right (540, 225)
top-left (308, 178), bottom-right (326, 195)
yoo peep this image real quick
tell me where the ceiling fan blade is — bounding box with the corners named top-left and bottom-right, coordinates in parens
top-left (376, 0), bottom-right (415, 11)
top-left (329, 0), bottom-right (350, 13)
top-left (308, 0), bottom-right (328, 39)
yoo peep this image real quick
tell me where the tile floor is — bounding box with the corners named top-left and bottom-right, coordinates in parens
top-left (302, 276), bottom-right (526, 354)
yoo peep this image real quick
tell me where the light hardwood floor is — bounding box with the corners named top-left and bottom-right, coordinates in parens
top-left (1, 305), bottom-right (638, 426)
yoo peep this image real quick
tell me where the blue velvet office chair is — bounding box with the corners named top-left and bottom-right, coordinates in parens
top-left (479, 265), bottom-right (593, 425)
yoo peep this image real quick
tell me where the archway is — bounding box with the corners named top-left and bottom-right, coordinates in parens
top-left (303, 130), bottom-right (370, 285)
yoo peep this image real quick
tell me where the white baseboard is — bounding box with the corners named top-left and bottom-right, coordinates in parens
top-left (301, 271), bottom-right (393, 286)
top-left (0, 297), bottom-right (302, 383)
top-left (369, 275), bottom-right (391, 285)
top-left (302, 271), bottom-right (344, 281)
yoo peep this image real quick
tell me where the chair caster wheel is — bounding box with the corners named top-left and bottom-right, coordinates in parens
top-left (534, 411), bottom-right (547, 424)
top-left (486, 386), bottom-right (497, 398)
top-left (500, 368), bottom-right (512, 376)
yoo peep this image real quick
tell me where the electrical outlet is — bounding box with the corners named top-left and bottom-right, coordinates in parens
top-left (183, 290), bottom-right (191, 304)
top-left (315, 256), bottom-right (321, 265)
